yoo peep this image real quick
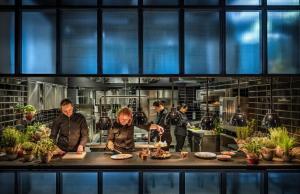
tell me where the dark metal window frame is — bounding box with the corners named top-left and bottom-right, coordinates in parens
top-left (0, 0), bottom-right (299, 77)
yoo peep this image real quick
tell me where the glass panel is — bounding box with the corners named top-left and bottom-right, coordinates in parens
top-left (0, 12), bottom-right (14, 74)
top-left (185, 11), bottom-right (220, 74)
top-left (143, 0), bottom-right (178, 5)
top-left (185, 0), bottom-right (219, 5)
top-left (143, 172), bottom-right (179, 194)
top-left (268, 11), bottom-right (300, 74)
top-left (268, 0), bottom-right (299, 5)
top-left (143, 11), bottom-right (179, 74)
top-left (103, 11), bottom-right (138, 74)
top-left (20, 173), bottom-right (56, 194)
top-left (226, 12), bottom-right (261, 74)
top-left (226, 173), bottom-right (261, 194)
top-left (185, 172), bottom-right (220, 194)
top-left (62, 173), bottom-right (97, 194)
top-left (226, 0), bottom-right (260, 5)
top-left (268, 173), bottom-right (300, 194)
top-left (103, 0), bottom-right (137, 5)
top-left (22, 11), bottom-right (56, 74)
top-left (62, 0), bottom-right (97, 5)
top-left (0, 173), bottom-right (14, 194)
top-left (22, 0), bottom-right (56, 5)
top-left (103, 172), bottom-right (139, 194)
top-left (0, 0), bottom-right (14, 4)
top-left (61, 11), bottom-right (97, 74)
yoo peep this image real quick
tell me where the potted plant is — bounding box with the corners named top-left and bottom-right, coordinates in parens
top-left (35, 138), bottom-right (56, 163)
top-left (242, 138), bottom-right (262, 165)
top-left (278, 135), bottom-right (296, 162)
top-left (0, 127), bottom-right (22, 160)
top-left (235, 119), bottom-right (256, 149)
top-left (260, 137), bottom-right (276, 161)
top-left (14, 104), bottom-right (24, 114)
top-left (22, 142), bottom-right (36, 162)
top-left (23, 105), bottom-right (37, 121)
top-left (269, 127), bottom-right (289, 157)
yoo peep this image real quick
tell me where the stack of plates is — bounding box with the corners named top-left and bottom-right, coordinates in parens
top-left (194, 152), bottom-right (216, 159)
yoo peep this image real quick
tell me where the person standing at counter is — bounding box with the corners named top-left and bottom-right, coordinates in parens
top-left (152, 100), bottom-right (172, 150)
top-left (175, 104), bottom-right (189, 152)
top-left (50, 99), bottom-right (88, 154)
top-left (106, 107), bottom-right (164, 153)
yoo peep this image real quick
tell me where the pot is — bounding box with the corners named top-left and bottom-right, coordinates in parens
top-left (40, 152), bottom-right (53, 164)
top-left (261, 147), bottom-right (275, 161)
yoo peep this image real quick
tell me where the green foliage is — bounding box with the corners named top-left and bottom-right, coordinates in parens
top-left (213, 118), bottom-right (223, 135)
top-left (0, 127), bottom-right (22, 148)
top-left (34, 138), bottom-right (56, 156)
top-left (236, 119), bottom-right (256, 140)
top-left (22, 142), bottom-right (36, 152)
top-left (242, 138), bottom-right (262, 155)
top-left (24, 105), bottom-right (36, 114)
top-left (278, 135), bottom-right (296, 153)
top-left (14, 104), bottom-right (25, 113)
top-left (261, 137), bottom-right (276, 149)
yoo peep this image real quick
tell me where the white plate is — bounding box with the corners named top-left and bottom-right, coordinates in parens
top-left (110, 154), bottom-right (133, 160)
top-left (217, 154), bottom-right (232, 161)
top-left (0, 152), bottom-right (6, 157)
top-left (194, 152), bottom-right (216, 159)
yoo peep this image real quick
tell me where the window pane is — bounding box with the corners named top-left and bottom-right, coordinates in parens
top-left (185, 11), bottom-right (220, 74)
top-left (268, 173), bottom-right (300, 194)
top-left (144, 0), bottom-right (178, 5)
top-left (268, 0), bottom-right (299, 5)
top-left (143, 172), bottom-right (179, 194)
top-left (144, 11), bottom-right (179, 74)
top-left (0, 0), bottom-right (14, 5)
top-left (185, 0), bottom-right (219, 5)
top-left (0, 12), bottom-right (14, 74)
top-left (103, 0), bottom-right (137, 5)
top-left (62, 173), bottom-right (97, 194)
top-left (226, 12), bottom-right (261, 74)
top-left (22, 0), bottom-right (56, 5)
top-left (268, 11), bottom-right (300, 74)
top-left (226, 0), bottom-right (260, 5)
top-left (62, 0), bottom-right (97, 5)
top-left (20, 173), bottom-right (56, 194)
top-left (103, 11), bottom-right (138, 74)
top-left (103, 172), bottom-right (139, 194)
top-left (61, 11), bottom-right (97, 74)
top-left (0, 173), bottom-right (14, 194)
top-left (22, 11), bottom-right (56, 74)
top-left (226, 173), bottom-right (261, 194)
top-left (185, 172), bottom-right (220, 194)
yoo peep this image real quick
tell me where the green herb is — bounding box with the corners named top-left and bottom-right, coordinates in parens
top-left (24, 105), bottom-right (36, 114)
top-left (34, 138), bottom-right (56, 157)
top-left (278, 135), bottom-right (296, 153)
top-left (22, 142), bottom-right (36, 152)
top-left (236, 119), bottom-right (256, 140)
top-left (0, 127), bottom-right (22, 148)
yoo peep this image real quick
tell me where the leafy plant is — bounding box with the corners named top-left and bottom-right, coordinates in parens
top-left (236, 119), bottom-right (256, 140)
top-left (22, 142), bottom-right (36, 152)
top-left (14, 104), bottom-right (25, 113)
top-left (0, 127), bottom-right (22, 148)
top-left (278, 135), bottom-right (296, 153)
top-left (269, 127), bottom-right (289, 145)
top-left (242, 138), bottom-right (262, 156)
top-left (213, 118), bottom-right (223, 135)
top-left (35, 138), bottom-right (56, 157)
top-left (24, 105), bottom-right (36, 114)
top-left (261, 137), bottom-right (276, 149)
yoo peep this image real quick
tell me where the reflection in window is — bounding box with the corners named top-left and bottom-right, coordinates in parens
top-left (103, 0), bottom-right (137, 5)
top-left (143, 172), bottom-right (179, 194)
top-left (185, 173), bottom-right (220, 194)
top-left (20, 173), bottom-right (56, 194)
top-left (226, 173), bottom-right (261, 194)
top-left (62, 0), bottom-right (97, 5)
top-left (143, 0), bottom-right (178, 5)
top-left (185, 11), bottom-right (220, 74)
top-left (185, 0), bottom-right (218, 5)
top-left (0, 12), bottom-right (14, 74)
top-left (0, 173), bottom-right (14, 194)
top-left (226, 0), bottom-right (260, 5)
top-left (226, 12), bottom-right (261, 74)
top-left (268, 0), bottom-right (299, 5)
top-left (61, 11), bottom-right (97, 74)
top-left (22, 11), bottom-right (56, 74)
top-left (144, 11), bottom-right (179, 74)
top-left (268, 11), bottom-right (300, 74)
top-left (103, 172), bottom-right (139, 194)
top-left (103, 11), bottom-right (138, 74)
top-left (0, 0), bottom-right (14, 5)
top-left (268, 173), bottom-right (300, 194)
top-left (62, 173), bottom-right (97, 194)
top-left (22, 0), bottom-right (55, 5)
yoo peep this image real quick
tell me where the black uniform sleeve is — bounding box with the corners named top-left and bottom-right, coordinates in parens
top-left (79, 117), bottom-right (89, 146)
top-left (50, 117), bottom-right (60, 143)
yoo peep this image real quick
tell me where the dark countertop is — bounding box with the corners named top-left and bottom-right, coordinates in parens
top-left (0, 152), bottom-right (300, 170)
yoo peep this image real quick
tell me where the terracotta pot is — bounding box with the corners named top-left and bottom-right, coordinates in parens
top-left (17, 149), bottom-right (24, 158)
top-left (246, 153), bottom-right (259, 165)
top-left (5, 147), bottom-right (18, 160)
top-left (40, 152), bottom-right (53, 164)
top-left (282, 152), bottom-right (293, 162)
top-left (275, 146), bottom-right (284, 158)
top-left (25, 112), bottom-right (34, 121)
top-left (261, 147), bottom-right (275, 161)
top-left (23, 154), bottom-right (34, 162)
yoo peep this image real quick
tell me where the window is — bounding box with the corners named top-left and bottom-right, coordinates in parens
top-left (185, 0), bottom-right (219, 5)
top-left (143, 172), bottom-right (179, 194)
top-left (103, 0), bottom-right (137, 6)
top-left (226, 0), bottom-right (260, 5)
top-left (185, 11), bottom-right (220, 74)
top-left (103, 11), bottom-right (139, 74)
top-left (268, 11), bottom-right (300, 74)
top-left (0, 12), bottom-right (14, 74)
top-left (61, 11), bottom-right (97, 74)
top-left (20, 173), bottom-right (56, 194)
top-left (22, 0), bottom-right (56, 5)
top-left (62, 0), bottom-right (97, 5)
top-left (226, 12), bottom-right (261, 74)
top-left (0, 0), bottom-right (14, 5)
top-left (103, 172), bottom-right (139, 194)
top-left (143, 11), bottom-right (179, 74)
top-left (143, 0), bottom-right (178, 5)
top-left (22, 11), bottom-right (56, 74)
top-left (268, 0), bottom-right (299, 5)
top-left (62, 173), bottom-right (97, 194)
top-left (226, 173), bottom-right (262, 194)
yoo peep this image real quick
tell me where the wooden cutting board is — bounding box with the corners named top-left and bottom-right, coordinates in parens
top-left (62, 152), bottom-right (87, 160)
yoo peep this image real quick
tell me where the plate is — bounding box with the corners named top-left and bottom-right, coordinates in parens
top-left (221, 151), bottom-right (237, 156)
top-left (194, 152), bottom-right (216, 159)
top-left (151, 153), bottom-right (172, 160)
top-left (110, 154), bottom-right (133, 160)
top-left (217, 155), bottom-right (232, 161)
top-left (0, 152), bottom-right (6, 157)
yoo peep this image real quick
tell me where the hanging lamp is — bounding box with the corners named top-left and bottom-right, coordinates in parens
top-left (133, 78), bottom-right (148, 126)
top-left (230, 78), bottom-right (247, 126)
top-left (166, 79), bottom-right (181, 125)
top-left (200, 78), bottom-right (214, 130)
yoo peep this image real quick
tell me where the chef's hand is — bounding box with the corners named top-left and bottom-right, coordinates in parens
top-left (77, 145), bottom-right (84, 153)
top-left (54, 147), bottom-right (65, 156)
top-left (150, 124), bottom-right (164, 134)
top-left (107, 140), bottom-right (114, 150)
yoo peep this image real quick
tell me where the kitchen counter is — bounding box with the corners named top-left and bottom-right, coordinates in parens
top-left (1, 152), bottom-right (300, 170)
